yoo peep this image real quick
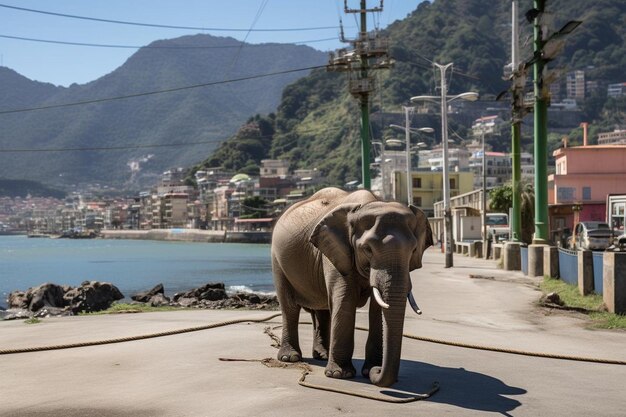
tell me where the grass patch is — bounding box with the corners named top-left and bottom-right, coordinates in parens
top-left (540, 277), bottom-right (626, 329)
top-left (541, 277), bottom-right (604, 311)
top-left (80, 303), bottom-right (184, 315)
top-left (589, 312), bottom-right (626, 329)
top-left (24, 317), bottom-right (41, 324)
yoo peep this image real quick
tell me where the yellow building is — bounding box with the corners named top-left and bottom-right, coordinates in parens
top-left (392, 170), bottom-right (474, 217)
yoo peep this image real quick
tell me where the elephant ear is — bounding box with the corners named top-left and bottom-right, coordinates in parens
top-left (409, 205), bottom-right (434, 270)
top-left (310, 203), bottom-right (361, 276)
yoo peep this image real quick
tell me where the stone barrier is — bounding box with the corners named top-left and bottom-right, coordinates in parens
top-left (602, 252), bottom-right (626, 314)
top-left (577, 250), bottom-right (593, 295)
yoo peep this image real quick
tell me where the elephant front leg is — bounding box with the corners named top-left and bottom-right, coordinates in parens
top-left (363, 296), bottom-right (383, 377)
top-left (325, 287), bottom-right (357, 379)
top-left (311, 310), bottom-right (330, 360)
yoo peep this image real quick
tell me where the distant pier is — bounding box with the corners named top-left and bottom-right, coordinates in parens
top-left (100, 229), bottom-right (271, 244)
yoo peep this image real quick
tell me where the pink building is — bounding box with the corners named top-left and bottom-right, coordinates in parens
top-left (548, 144), bottom-right (626, 241)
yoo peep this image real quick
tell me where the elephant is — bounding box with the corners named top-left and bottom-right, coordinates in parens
top-left (271, 187), bottom-right (433, 387)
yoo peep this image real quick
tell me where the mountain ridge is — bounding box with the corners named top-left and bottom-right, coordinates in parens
top-left (0, 34), bottom-right (327, 189)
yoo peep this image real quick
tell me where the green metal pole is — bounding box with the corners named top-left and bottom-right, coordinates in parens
top-left (533, 0), bottom-right (549, 243)
top-left (359, 0), bottom-right (371, 190)
top-left (510, 0), bottom-right (521, 242)
top-left (361, 99), bottom-right (371, 190)
top-left (511, 121), bottom-right (522, 241)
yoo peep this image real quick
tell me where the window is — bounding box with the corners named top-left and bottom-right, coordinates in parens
top-left (449, 178), bottom-right (456, 189)
top-left (413, 196), bottom-right (422, 206)
top-left (412, 178), bottom-right (422, 188)
top-left (582, 187), bottom-right (591, 200)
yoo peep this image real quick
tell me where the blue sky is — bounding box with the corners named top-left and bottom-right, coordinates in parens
top-left (0, 0), bottom-right (422, 87)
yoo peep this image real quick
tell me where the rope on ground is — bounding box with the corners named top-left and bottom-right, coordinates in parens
top-left (384, 327), bottom-right (626, 366)
top-left (219, 357), bottom-right (440, 403)
top-left (0, 313), bottom-right (281, 355)
top-left (3, 312), bottom-right (625, 366)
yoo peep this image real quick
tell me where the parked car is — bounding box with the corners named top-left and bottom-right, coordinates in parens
top-left (568, 222), bottom-right (613, 251)
top-left (486, 213), bottom-right (509, 242)
top-left (607, 233), bottom-right (626, 252)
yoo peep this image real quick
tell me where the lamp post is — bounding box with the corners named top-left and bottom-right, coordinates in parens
top-left (411, 64), bottom-right (478, 268)
top-left (475, 121), bottom-right (489, 257)
top-left (389, 112), bottom-right (434, 206)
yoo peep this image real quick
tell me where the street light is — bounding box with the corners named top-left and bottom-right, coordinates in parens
top-left (474, 120), bottom-right (490, 257)
top-left (389, 111), bottom-right (434, 206)
top-left (411, 63), bottom-right (479, 268)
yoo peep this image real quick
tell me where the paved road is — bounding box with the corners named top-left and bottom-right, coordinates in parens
top-left (2, 249), bottom-right (625, 416)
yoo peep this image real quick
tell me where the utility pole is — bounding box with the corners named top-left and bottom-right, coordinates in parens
top-left (436, 62), bottom-right (454, 268)
top-left (404, 106), bottom-right (413, 205)
top-left (532, 0), bottom-right (549, 243)
top-left (510, 0), bottom-right (522, 242)
top-left (327, 1), bottom-right (392, 190)
top-left (481, 125), bottom-right (488, 255)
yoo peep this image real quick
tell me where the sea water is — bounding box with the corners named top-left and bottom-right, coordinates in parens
top-left (0, 235), bottom-right (274, 308)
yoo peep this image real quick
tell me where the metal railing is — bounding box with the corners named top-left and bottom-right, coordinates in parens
top-left (558, 247), bottom-right (578, 285)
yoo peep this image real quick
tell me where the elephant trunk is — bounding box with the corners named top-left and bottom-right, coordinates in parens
top-left (369, 275), bottom-right (408, 387)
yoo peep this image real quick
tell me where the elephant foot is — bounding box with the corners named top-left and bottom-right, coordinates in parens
top-left (277, 345), bottom-right (301, 363)
top-left (361, 359), bottom-right (381, 378)
top-left (325, 361), bottom-right (356, 379)
top-left (312, 344), bottom-right (329, 361)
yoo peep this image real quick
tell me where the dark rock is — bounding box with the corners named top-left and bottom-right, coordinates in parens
top-left (149, 293), bottom-right (170, 307)
top-left (233, 292), bottom-right (261, 304)
top-left (176, 297), bottom-right (198, 308)
top-left (34, 307), bottom-right (72, 318)
top-left (3, 309), bottom-right (33, 320)
top-left (544, 292), bottom-right (564, 306)
top-left (7, 283), bottom-right (65, 312)
top-left (7, 291), bottom-right (27, 309)
top-left (63, 281), bottom-right (124, 313)
top-left (173, 282), bottom-right (227, 302)
top-left (132, 283), bottom-right (165, 303)
top-left (28, 283), bottom-right (66, 311)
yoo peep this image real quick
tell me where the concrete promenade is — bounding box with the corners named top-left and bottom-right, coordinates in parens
top-left (2, 250), bottom-right (625, 416)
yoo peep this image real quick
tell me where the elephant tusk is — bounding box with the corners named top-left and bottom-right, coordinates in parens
top-left (372, 287), bottom-right (390, 309)
top-left (407, 291), bottom-right (422, 315)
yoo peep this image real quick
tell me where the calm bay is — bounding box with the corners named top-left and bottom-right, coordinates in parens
top-left (0, 235), bottom-right (274, 308)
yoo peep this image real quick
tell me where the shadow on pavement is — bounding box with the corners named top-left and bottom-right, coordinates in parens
top-left (326, 359), bottom-right (526, 414)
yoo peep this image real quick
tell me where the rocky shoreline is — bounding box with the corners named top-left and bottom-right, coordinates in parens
top-left (2, 281), bottom-right (279, 320)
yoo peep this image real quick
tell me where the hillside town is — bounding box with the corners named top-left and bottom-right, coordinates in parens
top-left (2, 112), bottom-right (625, 244)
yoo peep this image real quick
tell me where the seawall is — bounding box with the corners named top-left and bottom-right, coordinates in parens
top-left (100, 229), bottom-right (271, 244)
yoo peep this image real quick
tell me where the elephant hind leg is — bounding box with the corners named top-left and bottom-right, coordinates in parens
top-left (311, 310), bottom-right (330, 360)
top-left (273, 264), bottom-right (302, 363)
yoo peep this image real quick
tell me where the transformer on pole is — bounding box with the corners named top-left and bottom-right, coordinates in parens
top-left (327, 1), bottom-right (393, 190)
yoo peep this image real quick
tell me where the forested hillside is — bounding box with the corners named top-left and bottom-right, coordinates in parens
top-left (195, 0), bottom-right (625, 186)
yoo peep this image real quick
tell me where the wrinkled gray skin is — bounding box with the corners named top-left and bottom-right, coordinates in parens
top-left (271, 187), bottom-right (433, 387)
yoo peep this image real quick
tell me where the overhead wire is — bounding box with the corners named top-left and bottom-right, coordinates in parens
top-left (226, 0), bottom-right (271, 76)
top-left (0, 124), bottom-right (348, 154)
top-left (0, 33), bottom-right (338, 49)
top-left (0, 3), bottom-right (339, 32)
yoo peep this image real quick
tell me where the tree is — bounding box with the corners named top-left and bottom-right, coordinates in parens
top-left (489, 181), bottom-right (535, 244)
top-left (240, 196), bottom-right (269, 219)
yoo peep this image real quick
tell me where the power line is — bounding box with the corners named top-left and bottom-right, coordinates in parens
top-left (0, 140), bottom-right (221, 153)
top-left (0, 65), bottom-right (327, 115)
top-left (0, 124), bottom-right (348, 154)
top-left (0, 33), bottom-right (338, 49)
top-left (0, 3), bottom-right (339, 32)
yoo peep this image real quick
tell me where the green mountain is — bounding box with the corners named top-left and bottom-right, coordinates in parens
top-left (0, 34), bottom-right (326, 189)
top-left (194, 0), bottom-right (625, 186)
top-left (0, 179), bottom-right (65, 199)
